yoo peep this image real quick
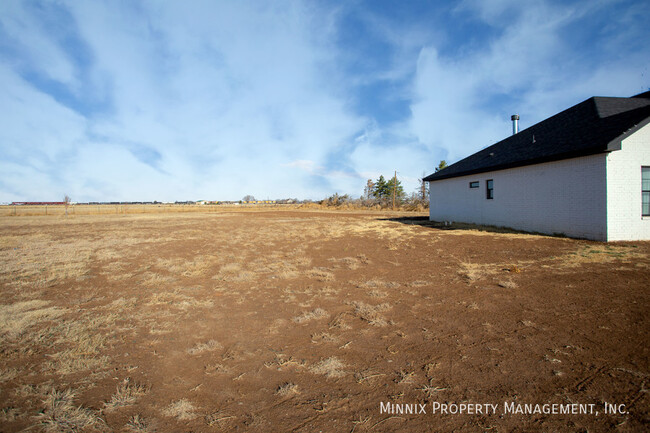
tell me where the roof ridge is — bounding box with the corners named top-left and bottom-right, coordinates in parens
top-left (424, 94), bottom-right (650, 182)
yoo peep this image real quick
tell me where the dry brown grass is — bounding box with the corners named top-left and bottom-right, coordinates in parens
top-left (309, 356), bottom-right (347, 378)
top-left (293, 308), bottom-right (328, 323)
top-left (105, 378), bottom-right (148, 410)
top-left (306, 268), bottom-right (335, 282)
top-left (0, 407), bottom-right (20, 423)
top-left (552, 244), bottom-right (648, 268)
top-left (350, 301), bottom-right (392, 327)
top-left (163, 399), bottom-right (198, 421)
top-left (187, 339), bottom-right (222, 355)
top-left (126, 414), bottom-right (155, 433)
top-left (355, 279), bottom-right (399, 290)
top-left (205, 411), bottom-right (236, 427)
top-left (35, 388), bottom-right (106, 432)
top-left (457, 261), bottom-right (502, 283)
top-left (0, 300), bottom-right (66, 340)
top-left (275, 382), bottom-right (300, 396)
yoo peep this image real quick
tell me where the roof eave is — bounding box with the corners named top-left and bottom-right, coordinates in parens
top-left (605, 115), bottom-right (650, 151)
top-left (425, 148), bottom-right (611, 182)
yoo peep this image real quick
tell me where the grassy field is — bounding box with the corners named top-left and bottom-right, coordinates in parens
top-left (0, 210), bottom-right (648, 432)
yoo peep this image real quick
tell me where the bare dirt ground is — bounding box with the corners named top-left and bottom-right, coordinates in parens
top-left (0, 210), bottom-right (648, 432)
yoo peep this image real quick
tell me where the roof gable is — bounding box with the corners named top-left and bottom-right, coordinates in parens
top-left (424, 94), bottom-right (650, 182)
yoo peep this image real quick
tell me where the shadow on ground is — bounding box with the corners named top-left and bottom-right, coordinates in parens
top-left (380, 216), bottom-right (554, 237)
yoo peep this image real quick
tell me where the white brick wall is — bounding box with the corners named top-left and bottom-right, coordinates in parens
top-left (429, 154), bottom-right (608, 240)
top-left (606, 123), bottom-right (650, 241)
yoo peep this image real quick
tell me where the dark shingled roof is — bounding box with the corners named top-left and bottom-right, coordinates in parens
top-left (424, 92), bottom-right (650, 182)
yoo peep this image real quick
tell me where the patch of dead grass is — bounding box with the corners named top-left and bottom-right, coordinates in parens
top-left (307, 268), bottom-right (335, 282)
top-left (163, 399), bottom-right (198, 421)
top-left (292, 308), bottom-right (328, 323)
top-left (126, 414), bottom-right (155, 432)
top-left (105, 378), bottom-right (148, 410)
top-left (187, 339), bottom-right (222, 355)
top-left (554, 244), bottom-right (648, 268)
top-left (309, 356), bottom-right (346, 378)
top-left (350, 301), bottom-right (392, 327)
top-left (311, 332), bottom-right (339, 343)
top-left (34, 388), bottom-right (106, 432)
top-left (458, 261), bottom-right (500, 283)
top-left (0, 300), bottom-right (66, 340)
top-left (275, 382), bottom-right (300, 396)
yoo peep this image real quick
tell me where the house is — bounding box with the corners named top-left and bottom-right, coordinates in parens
top-left (423, 91), bottom-right (650, 241)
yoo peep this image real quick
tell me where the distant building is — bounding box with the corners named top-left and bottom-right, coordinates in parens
top-left (424, 91), bottom-right (650, 241)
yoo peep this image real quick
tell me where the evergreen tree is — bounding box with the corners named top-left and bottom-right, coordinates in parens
top-left (374, 175), bottom-right (389, 199)
top-left (385, 176), bottom-right (405, 201)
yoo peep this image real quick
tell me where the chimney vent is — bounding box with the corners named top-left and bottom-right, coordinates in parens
top-left (511, 114), bottom-right (520, 135)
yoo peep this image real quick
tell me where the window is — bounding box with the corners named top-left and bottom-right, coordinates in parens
top-left (641, 167), bottom-right (650, 216)
top-left (486, 179), bottom-right (494, 199)
top-left (469, 181), bottom-right (479, 188)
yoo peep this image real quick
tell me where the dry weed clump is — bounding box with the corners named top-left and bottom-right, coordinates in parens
top-left (0, 407), bottom-right (20, 422)
top-left (41, 313), bottom-right (116, 375)
top-left (205, 411), bottom-right (236, 426)
top-left (292, 308), bottom-right (328, 323)
top-left (163, 399), bottom-right (198, 421)
top-left (275, 382), bottom-right (300, 396)
top-left (328, 256), bottom-right (361, 270)
top-left (311, 331), bottom-right (339, 343)
top-left (126, 414), bottom-right (155, 432)
top-left (458, 261), bottom-right (500, 283)
top-left (105, 378), bottom-right (148, 409)
top-left (309, 356), bottom-right (347, 378)
top-left (350, 301), bottom-right (392, 327)
top-left (307, 268), bottom-right (335, 282)
top-left (35, 388), bottom-right (106, 432)
top-left (554, 244), bottom-right (647, 268)
top-left (355, 279), bottom-right (399, 290)
top-left (187, 339), bottom-right (222, 355)
top-left (0, 300), bottom-right (66, 340)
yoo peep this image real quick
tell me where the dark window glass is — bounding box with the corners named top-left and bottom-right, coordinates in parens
top-left (641, 167), bottom-right (650, 216)
top-left (469, 181), bottom-right (479, 188)
top-left (486, 179), bottom-right (494, 199)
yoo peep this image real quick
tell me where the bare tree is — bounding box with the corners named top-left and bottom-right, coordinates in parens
top-left (64, 195), bottom-right (71, 217)
top-left (363, 179), bottom-right (375, 200)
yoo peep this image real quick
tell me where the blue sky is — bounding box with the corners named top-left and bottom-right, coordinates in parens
top-left (1, 0), bottom-right (649, 202)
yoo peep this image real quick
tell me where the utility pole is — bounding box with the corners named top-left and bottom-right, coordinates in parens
top-left (392, 170), bottom-right (397, 210)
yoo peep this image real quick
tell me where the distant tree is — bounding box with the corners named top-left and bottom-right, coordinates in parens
top-left (322, 193), bottom-right (350, 206)
top-left (434, 160), bottom-right (448, 172)
top-left (373, 175), bottom-right (389, 199)
top-left (385, 175), bottom-right (405, 202)
top-left (419, 172), bottom-right (429, 203)
top-left (363, 179), bottom-right (375, 200)
top-left (64, 194), bottom-right (71, 217)
top-left (242, 195), bottom-right (256, 202)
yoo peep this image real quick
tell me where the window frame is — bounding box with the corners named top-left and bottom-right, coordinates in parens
top-left (486, 179), bottom-right (494, 200)
top-left (641, 166), bottom-right (650, 217)
top-left (469, 181), bottom-right (479, 189)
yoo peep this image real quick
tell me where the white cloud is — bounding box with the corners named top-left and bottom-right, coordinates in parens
top-left (0, 0), bottom-right (648, 202)
top-left (407, 0), bottom-right (650, 166)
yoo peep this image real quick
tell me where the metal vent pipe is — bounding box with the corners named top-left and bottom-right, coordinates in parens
top-left (511, 114), bottom-right (520, 135)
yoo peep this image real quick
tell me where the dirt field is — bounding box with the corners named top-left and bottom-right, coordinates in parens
top-left (0, 210), bottom-right (648, 432)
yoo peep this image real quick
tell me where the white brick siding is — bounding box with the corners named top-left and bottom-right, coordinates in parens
top-left (606, 123), bottom-right (650, 241)
top-left (429, 154), bottom-right (608, 240)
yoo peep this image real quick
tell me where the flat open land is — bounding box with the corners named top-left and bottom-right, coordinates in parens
top-left (0, 210), bottom-right (648, 432)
